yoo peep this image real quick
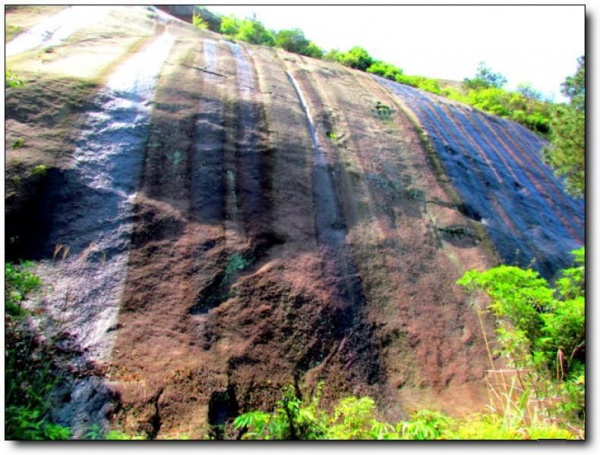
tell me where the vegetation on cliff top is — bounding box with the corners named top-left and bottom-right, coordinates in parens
top-left (191, 6), bottom-right (584, 196)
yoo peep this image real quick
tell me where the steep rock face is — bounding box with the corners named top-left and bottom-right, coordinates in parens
top-left (5, 6), bottom-right (584, 438)
top-left (376, 77), bottom-right (584, 279)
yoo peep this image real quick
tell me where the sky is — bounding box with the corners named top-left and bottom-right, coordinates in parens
top-left (206, 4), bottom-right (584, 102)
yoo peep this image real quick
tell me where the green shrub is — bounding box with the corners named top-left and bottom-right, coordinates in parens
top-left (367, 61), bottom-right (403, 80)
top-left (12, 137), bottom-right (26, 149)
top-left (31, 164), bottom-right (48, 176)
top-left (192, 12), bottom-right (208, 30)
top-left (5, 262), bottom-right (71, 440)
top-left (338, 46), bottom-right (374, 71)
top-left (457, 247), bottom-right (585, 427)
top-left (6, 69), bottom-right (25, 88)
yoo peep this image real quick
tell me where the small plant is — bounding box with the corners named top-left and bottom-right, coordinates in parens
top-left (6, 69), bottom-right (25, 88)
top-left (373, 101), bottom-right (392, 119)
top-left (84, 424), bottom-right (105, 440)
top-left (5, 261), bottom-right (41, 317)
top-left (12, 137), bottom-right (26, 149)
top-left (31, 164), bottom-right (48, 177)
top-left (397, 410), bottom-right (454, 440)
top-left (225, 253), bottom-right (253, 276)
top-left (192, 12), bottom-right (208, 30)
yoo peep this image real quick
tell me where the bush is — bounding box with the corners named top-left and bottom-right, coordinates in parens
top-left (338, 46), bottom-right (374, 71)
top-left (367, 61), bottom-right (403, 80)
top-left (6, 69), bottom-right (25, 88)
top-left (395, 74), bottom-right (442, 95)
top-left (457, 248), bottom-right (585, 428)
top-left (5, 262), bottom-right (71, 440)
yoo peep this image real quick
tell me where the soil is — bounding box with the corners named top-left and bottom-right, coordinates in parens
top-left (4, 6), bottom-right (584, 439)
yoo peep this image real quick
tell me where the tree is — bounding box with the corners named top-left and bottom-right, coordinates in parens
top-left (544, 56), bottom-right (585, 196)
top-left (463, 62), bottom-right (507, 90)
top-left (275, 28), bottom-right (310, 54)
top-left (274, 29), bottom-right (323, 58)
top-left (236, 18), bottom-right (275, 46)
top-left (338, 46), bottom-right (374, 71)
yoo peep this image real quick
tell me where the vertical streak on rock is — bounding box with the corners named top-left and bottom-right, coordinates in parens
top-left (286, 71), bottom-right (361, 309)
top-left (31, 30), bottom-right (175, 437)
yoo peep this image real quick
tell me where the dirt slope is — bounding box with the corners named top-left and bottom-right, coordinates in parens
top-left (4, 6), bottom-right (584, 439)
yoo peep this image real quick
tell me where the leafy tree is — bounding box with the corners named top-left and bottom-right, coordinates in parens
top-left (304, 42), bottom-right (324, 59)
top-left (220, 15), bottom-right (240, 36)
top-left (544, 56), bottom-right (585, 196)
top-left (323, 48), bottom-right (343, 62)
top-left (338, 46), bottom-right (374, 71)
top-left (274, 29), bottom-right (323, 58)
top-left (463, 61), bottom-right (507, 90)
top-left (236, 18), bottom-right (275, 46)
top-left (516, 83), bottom-right (545, 102)
top-left (220, 15), bottom-right (275, 46)
top-left (275, 28), bottom-right (310, 53)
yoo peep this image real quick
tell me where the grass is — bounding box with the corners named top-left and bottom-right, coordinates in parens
top-left (6, 24), bottom-right (23, 42)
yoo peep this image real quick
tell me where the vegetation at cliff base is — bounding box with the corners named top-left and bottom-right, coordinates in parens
top-left (5, 262), bottom-right (71, 440)
top-left (229, 248), bottom-right (585, 440)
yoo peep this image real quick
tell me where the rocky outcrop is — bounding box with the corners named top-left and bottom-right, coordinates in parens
top-left (5, 6), bottom-right (583, 439)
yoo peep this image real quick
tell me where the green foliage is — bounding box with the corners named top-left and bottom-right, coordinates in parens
top-left (275, 28), bottom-right (307, 53)
top-left (233, 383), bottom-right (576, 440)
top-left (337, 46), bottom-right (374, 71)
top-left (191, 7), bottom-right (222, 32)
top-left (31, 164), bottom-right (48, 177)
top-left (274, 28), bottom-right (323, 58)
top-left (463, 61), bottom-right (507, 90)
top-left (453, 62), bottom-right (553, 134)
top-left (6, 69), bottom-right (25, 88)
top-left (12, 137), bottom-right (26, 149)
top-left (225, 253), bottom-right (253, 276)
top-left (457, 248), bottom-right (585, 427)
top-left (192, 12), bottom-right (208, 30)
top-left (5, 407), bottom-right (71, 441)
top-left (304, 42), bottom-right (325, 59)
top-left (543, 56), bottom-right (585, 196)
top-left (516, 83), bottom-right (545, 102)
top-left (220, 15), bottom-right (274, 46)
top-left (367, 61), bottom-right (403, 80)
top-left (5, 261), bottom-right (41, 317)
top-left (561, 56), bottom-right (585, 111)
top-left (234, 384), bottom-right (328, 440)
top-left (398, 410), bottom-right (454, 440)
top-left (105, 430), bottom-right (147, 440)
top-left (455, 412), bottom-right (574, 440)
top-left (327, 396), bottom-right (393, 440)
top-left (5, 262), bottom-right (71, 440)
top-left (323, 48), bottom-right (343, 62)
top-left (395, 74), bottom-right (442, 95)
top-left (220, 15), bottom-right (240, 37)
